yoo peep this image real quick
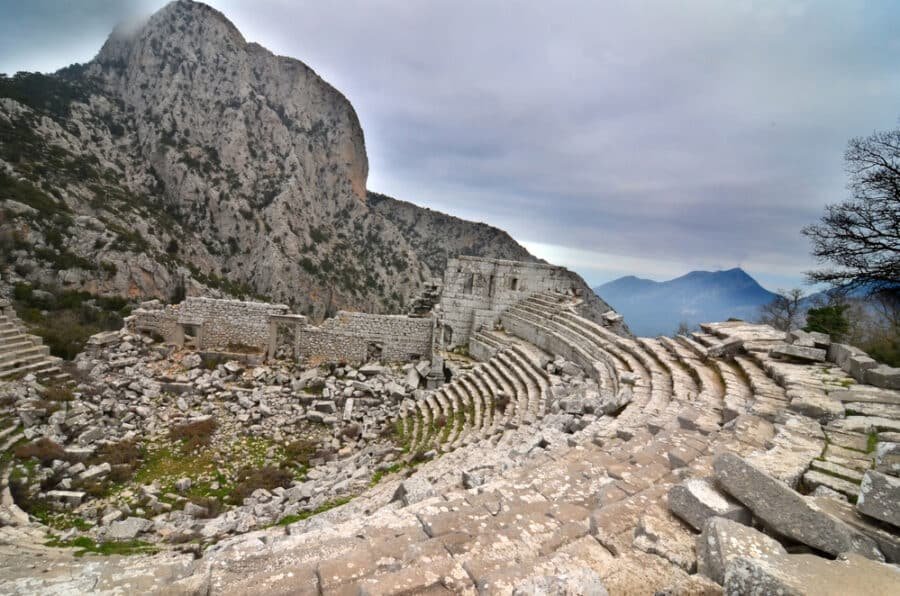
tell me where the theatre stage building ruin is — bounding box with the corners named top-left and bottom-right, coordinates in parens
top-left (127, 256), bottom-right (628, 375)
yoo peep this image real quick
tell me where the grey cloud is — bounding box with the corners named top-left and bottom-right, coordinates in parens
top-left (2, 0), bottom-right (899, 288)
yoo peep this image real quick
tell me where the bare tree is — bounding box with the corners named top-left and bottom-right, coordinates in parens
top-left (674, 321), bottom-right (691, 337)
top-left (758, 288), bottom-right (805, 331)
top-left (802, 126), bottom-right (900, 295)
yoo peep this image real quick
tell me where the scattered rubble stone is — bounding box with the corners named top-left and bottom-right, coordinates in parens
top-left (724, 553), bottom-right (900, 596)
top-left (713, 452), bottom-right (884, 560)
top-left (857, 470), bottom-right (900, 528)
top-left (108, 517), bottom-right (153, 540)
top-left (697, 516), bottom-right (786, 585)
top-left (667, 478), bottom-right (750, 531)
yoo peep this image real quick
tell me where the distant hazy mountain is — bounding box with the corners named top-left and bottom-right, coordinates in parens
top-left (594, 268), bottom-right (778, 337)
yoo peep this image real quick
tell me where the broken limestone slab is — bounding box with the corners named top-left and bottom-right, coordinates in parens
top-left (874, 442), bottom-right (900, 476)
top-left (828, 342), bottom-right (866, 368)
top-left (832, 415), bottom-right (900, 435)
top-left (801, 470), bottom-right (860, 500)
top-left (697, 516), bottom-right (786, 585)
top-left (866, 365), bottom-right (900, 391)
top-left (789, 329), bottom-right (830, 348)
top-left (724, 553), bottom-right (900, 596)
top-left (857, 470), bottom-right (900, 528)
top-left (107, 516), bottom-right (153, 540)
top-left (813, 496), bottom-right (900, 563)
top-left (746, 413), bottom-right (824, 489)
top-left (769, 344), bottom-right (826, 363)
top-left (706, 336), bottom-right (743, 359)
top-left (632, 514), bottom-right (696, 573)
top-left (45, 490), bottom-right (86, 507)
top-left (713, 452), bottom-right (883, 560)
top-left (847, 355), bottom-right (879, 379)
top-left (598, 386), bottom-right (632, 416)
top-left (79, 462), bottom-right (112, 482)
top-left (512, 568), bottom-right (608, 596)
top-left (667, 478), bottom-right (750, 531)
top-left (183, 502), bottom-right (209, 518)
top-left (391, 476), bottom-right (435, 507)
top-left (787, 389), bottom-right (844, 424)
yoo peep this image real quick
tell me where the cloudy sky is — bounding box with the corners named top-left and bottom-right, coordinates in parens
top-left (2, 1), bottom-right (899, 290)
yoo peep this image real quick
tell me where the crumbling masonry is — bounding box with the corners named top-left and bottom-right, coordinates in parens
top-left (126, 256), bottom-right (627, 368)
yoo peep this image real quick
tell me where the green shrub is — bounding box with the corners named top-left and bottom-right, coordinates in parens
top-left (15, 438), bottom-right (67, 464)
top-left (804, 304), bottom-right (850, 340)
top-left (865, 336), bottom-right (900, 367)
top-left (41, 384), bottom-right (74, 402)
top-left (169, 418), bottom-right (217, 452)
top-left (11, 285), bottom-right (130, 360)
top-left (230, 466), bottom-right (292, 504)
top-left (283, 439), bottom-right (317, 467)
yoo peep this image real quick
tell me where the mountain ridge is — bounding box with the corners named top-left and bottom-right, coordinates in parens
top-left (594, 267), bottom-right (778, 336)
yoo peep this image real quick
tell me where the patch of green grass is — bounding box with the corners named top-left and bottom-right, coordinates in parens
top-left (44, 536), bottom-right (157, 557)
top-left (369, 462), bottom-right (404, 487)
top-left (867, 432), bottom-right (878, 454)
top-left (33, 510), bottom-right (92, 531)
top-left (134, 446), bottom-right (217, 487)
top-left (302, 384), bottom-right (324, 396)
top-left (276, 496), bottom-right (353, 526)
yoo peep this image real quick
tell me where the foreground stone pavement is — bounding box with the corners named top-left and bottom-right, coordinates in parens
top-left (1, 294), bottom-right (899, 594)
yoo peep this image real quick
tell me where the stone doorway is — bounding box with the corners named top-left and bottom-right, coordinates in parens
top-left (181, 323), bottom-right (200, 349)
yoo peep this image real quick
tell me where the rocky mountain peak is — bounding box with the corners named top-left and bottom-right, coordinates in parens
top-left (96, 1), bottom-right (246, 67)
top-left (0, 0), bottom-right (535, 319)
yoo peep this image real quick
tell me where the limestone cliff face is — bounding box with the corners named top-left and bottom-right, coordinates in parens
top-left (0, 0), bottom-right (535, 317)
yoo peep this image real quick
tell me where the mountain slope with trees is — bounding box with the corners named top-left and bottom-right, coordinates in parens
top-left (0, 0), bottom-right (535, 322)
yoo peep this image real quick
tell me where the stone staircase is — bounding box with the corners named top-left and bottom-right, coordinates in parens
top-left (0, 305), bottom-right (70, 384)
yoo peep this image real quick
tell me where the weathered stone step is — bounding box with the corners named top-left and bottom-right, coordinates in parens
top-left (496, 351), bottom-right (537, 423)
top-left (514, 311), bottom-right (624, 402)
top-left (0, 337), bottom-right (38, 352)
top-left (715, 359), bottom-right (753, 422)
top-left (675, 334), bottom-right (710, 359)
top-left (0, 329), bottom-right (25, 343)
top-left (0, 345), bottom-right (51, 366)
top-left (0, 359), bottom-right (64, 380)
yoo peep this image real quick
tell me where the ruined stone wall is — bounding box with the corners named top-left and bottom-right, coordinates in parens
top-left (439, 256), bottom-right (617, 348)
top-left (128, 298), bottom-right (289, 351)
top-left (179, 298), bottom-right (289, 350)
top-left (126, 302), bottom-right (181, 342)
top-left (297, 311), bottom-right (433, 364)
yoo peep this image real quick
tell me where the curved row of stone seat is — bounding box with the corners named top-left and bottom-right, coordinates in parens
top-left (501, 304), bottom-right (621, 397)
top-left (548, 304), bottom-right (677, 428)
top-left (508, 293), bottom-right (685, 411)
top-left (637, 338), bottom-right (702, 423)
top-left (500, 294), bottom-right (670, 439)
top-left (732, 354), bottom-right (790, 422)
top-left (237, 331), bottom-right (873, 592)
top-left (399, 342), bottom-right (550, 458)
